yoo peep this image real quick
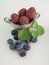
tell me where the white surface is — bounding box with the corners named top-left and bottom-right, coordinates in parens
top-left (0, 0), bottom-right (49, 65)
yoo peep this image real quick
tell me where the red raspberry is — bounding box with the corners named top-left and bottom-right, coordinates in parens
top-left (26, 7), bottom-right (36, 20)
top-left (19, 16), bottom-right (29, 25)
top-left (18, 8), bottom-right (26, 16)
top-left (11, 13), bottom-right (19, 24)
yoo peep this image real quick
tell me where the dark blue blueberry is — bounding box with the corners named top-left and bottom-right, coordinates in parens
top-left (18, 49), bottom-right (26, 57)
top-left (14, 34), bottom-right (19, 40)
top-left (11, 29), bottom-right (18, 36)
top-left (31, 38), bottom-right (37, 43)
top-left (23, 44), bottom-right (31, 51)
top-left (7, 39), bottom-right (13, 44)
top-left (15, 40), bottom-right (23, 50)
top-left (9, 44), bottom-right (16, 50)
top-left (17, 40), bottom-right (23, 44)
top-left (17, 44), bottom-right (24, 51)
top-left (15, 40), bottom-right (22, 45)
top-left (29, 36), bottom-right (33, 42)
top-left (25, 40), bottom-right (30, 44)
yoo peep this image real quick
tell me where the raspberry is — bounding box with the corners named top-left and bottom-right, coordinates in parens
top-left (19, 16), bottom-right (29, 25)
top-left (26, 7), bottom-right (36, 20)
top-left (11, 13), bottom-right (19, 24)
top-left (18, 8), bottom-right (26, 16)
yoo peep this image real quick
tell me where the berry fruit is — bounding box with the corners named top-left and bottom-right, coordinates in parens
top-left (16, 44), bottom-right (24, 51)
top-left (11, 13), bottom-right (19, 24)
top-left (11, 29), bottom-right (18, 36)
top-left (25, 40), bottom-right (30, 44)
top-left (7, 39), bottom-right (13, 44)
top-left (15, 40), bottom-right (23, 50)
top-left (30, 38), bottom-right (37, 43)
top-left (26, 7), bottom-right (36, 20)
top-left (14, 34), bottom-right (18, 40)
top-left (15, 40), bottom-right (22, 46)
top-left (19, 16), bottom-right (29, 24)
top-left (18, 8), bottom-right (26, 16)
top-left (9, 44), bottom-right (16, 50)
top-left (6, 7), bottom-right (41, 57)
top-left (23, 44), bottom-right (31, 51)
top-left (18, 49), bottom-right (26, 57)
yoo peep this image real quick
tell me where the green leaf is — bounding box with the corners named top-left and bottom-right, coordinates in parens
top-left (31, 28), bottom-right (39, 38)
top-left (30, 25), bottom-right (44, 38)
top-left (29, 20), bottom-right (39, 38)
top-left (31, 20), bottom-right (38, 28)
top-left (37, 25), bottom-right (44, 35)
top-left (18, 28), bottom-right (31, 40)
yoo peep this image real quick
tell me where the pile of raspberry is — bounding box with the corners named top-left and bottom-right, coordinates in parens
top-left (7, 7), bottom-right (37, 57)
top-left (11, 7), bottom-right (36, 25)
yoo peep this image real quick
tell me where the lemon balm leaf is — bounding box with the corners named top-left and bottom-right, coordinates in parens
top-left (30, 25), bottom-right (44, 38)
top-left (31, 28), bottom-right (39, 38)
top-left (37, 25), bottom-right (44, 35)
top-left (31, 20), bottom-right (38, 28)
top-left (18, 28), bottom-right (31, 40)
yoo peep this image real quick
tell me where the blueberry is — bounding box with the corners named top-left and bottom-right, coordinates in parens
top-left (23, 44), bottom-right (31, 51)
top-left (16, 45), bottom-right (23, 51)
top-left (7, 39), bottom-right (13, 44)
top-left (14, 34), bottom-right (19, 40)
top-left (29, 36), bottom-right (33, 42)
top-left (15, 40), bottom-right (23, 50)
top-left (15, 40), bottom-right (22, 46)
top-left (9, 44), bottom-right (16, 50)
top-left (15, 40), bottom-right (22, 45)
top-left (31, 38), bottom-right (37, 43)
top-left (18, 49), bottom-right (26, 57)
top-left (25, 40), bottom-right (30, 44)
top-left (11, 29), bottom-right (18, 36)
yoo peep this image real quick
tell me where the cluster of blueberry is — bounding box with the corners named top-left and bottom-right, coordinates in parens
top-left (7, 29), bottom-right (37, 57)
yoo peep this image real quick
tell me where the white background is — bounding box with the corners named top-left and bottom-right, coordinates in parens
top-left (0, 0), bottom-right (49, 65)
